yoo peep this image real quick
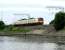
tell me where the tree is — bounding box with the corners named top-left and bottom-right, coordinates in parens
top-left (0, 21), bottom-right (5, 30)
top-left (54, 11), bottom-right (65, 31)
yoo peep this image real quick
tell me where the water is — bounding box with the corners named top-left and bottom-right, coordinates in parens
top-left (0, 35), bottom-right (65, 50)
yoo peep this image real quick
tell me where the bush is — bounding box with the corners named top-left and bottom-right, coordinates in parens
top-left (53, 12), bottom-right (65, 31)
top-left (50, 20), bottom-right (54, 24)
top-left (0, 21), bottom-right (5, 30)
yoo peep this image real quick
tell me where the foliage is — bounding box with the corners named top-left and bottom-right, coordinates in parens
top-left (51, 11), bottom-right (65, 31)
top-left (3, 25), bottom-right (31, 33)
top-left (0, 21), bottom-right (5, 30)
top-left (50, 20), bottom-right (54, 24)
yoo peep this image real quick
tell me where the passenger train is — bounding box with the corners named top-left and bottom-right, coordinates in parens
top-left (14, 18), bottom-right (44, 26)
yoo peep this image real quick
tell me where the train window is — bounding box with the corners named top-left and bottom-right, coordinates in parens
top-left (38, 18), bottom-right (43, 21)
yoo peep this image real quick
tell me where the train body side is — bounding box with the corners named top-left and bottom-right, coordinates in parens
top-left (14, 18), bottom-right (44, 26)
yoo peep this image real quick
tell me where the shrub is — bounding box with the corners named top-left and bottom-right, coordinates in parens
top-left (0, 21), bottom-right (5, 30)
top-left (50, 20), bottom-right (54, 24)
top-left (54, 12), bottom-right (65, 31)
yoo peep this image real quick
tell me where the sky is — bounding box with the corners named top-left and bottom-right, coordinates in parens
top-left (0, 0), bottom-right (65, 25)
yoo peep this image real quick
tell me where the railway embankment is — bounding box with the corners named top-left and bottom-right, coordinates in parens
top-left (0, 25), bottom-right (65, 37)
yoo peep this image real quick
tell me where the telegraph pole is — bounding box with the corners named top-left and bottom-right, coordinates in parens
top-left (46, 6), bottom-right (64, 12)
top-left (46, 6), bottom-right (64, 22)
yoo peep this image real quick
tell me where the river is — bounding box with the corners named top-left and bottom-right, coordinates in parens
top-left (0, 34), bottom-right (65, 50)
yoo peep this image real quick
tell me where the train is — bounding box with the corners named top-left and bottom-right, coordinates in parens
top-left (14, 18), bottom-right (44, 26)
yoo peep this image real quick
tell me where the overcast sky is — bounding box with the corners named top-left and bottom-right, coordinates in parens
top-left (0, 0), bottom-right (65, 25)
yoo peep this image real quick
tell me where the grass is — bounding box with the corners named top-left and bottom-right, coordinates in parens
top-left (0, 27), bottom-right (31, 33)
